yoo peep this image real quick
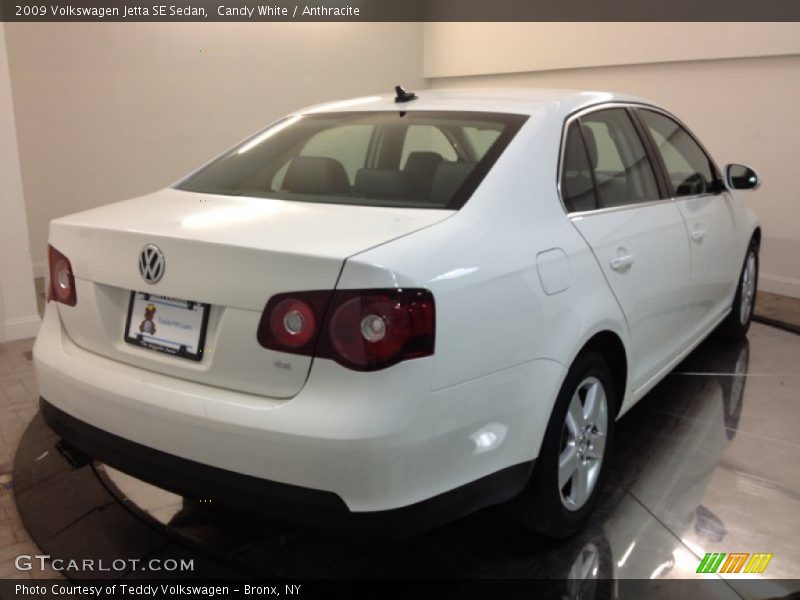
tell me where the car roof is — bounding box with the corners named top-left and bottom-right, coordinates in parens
top-left (296, 88), bottom-right (654, 118)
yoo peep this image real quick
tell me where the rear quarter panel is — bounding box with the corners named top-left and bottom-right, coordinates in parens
top-left (339, 108), bottom-right (631, 408)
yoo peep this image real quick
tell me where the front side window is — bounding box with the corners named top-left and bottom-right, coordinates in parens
top-left (178, 111), bottom-right (527, 210)
top-left (298, 124), bottom-right (374, 184)
top-left (400, 125), bottom-right (458, 167)
top-left (462, 126), bottom-right (503, 157)
top-left (579, 109), bottom-right (660, 209)
top-left (637, 109), bottom-right (720, 197)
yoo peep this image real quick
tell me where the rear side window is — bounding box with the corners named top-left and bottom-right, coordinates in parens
top-left (561, 122), bottom-right (598, 212)
top-left (579, 109), bottom-right (660, 208)
top-left (637, 109), bottom-right (720, 197)
top-left (178, 111), bottom-right (528, 210)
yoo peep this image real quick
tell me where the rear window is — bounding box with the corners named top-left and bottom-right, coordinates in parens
top-left (177, 111), bottom-right (527, 210)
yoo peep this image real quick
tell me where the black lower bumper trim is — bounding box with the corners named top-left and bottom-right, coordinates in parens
top-left (41, 398), bottom-right (533, 538)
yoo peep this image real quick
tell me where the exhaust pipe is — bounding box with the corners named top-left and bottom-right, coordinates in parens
top-left (55, 440), bottom-right (92, 469)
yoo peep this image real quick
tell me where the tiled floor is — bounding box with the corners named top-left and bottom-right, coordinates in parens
top-left (0, 337), bottom-right (61, 579)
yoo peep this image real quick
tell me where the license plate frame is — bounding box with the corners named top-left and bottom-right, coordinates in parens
top-left (124, 291), bottom-right (210, 362)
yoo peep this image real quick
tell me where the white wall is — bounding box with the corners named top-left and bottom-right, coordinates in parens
top-left (426, 23), bottom-right (800, 298)
top-left (7, 22), bottom-right (800, 298)
top-left (0, 25), bottom-right (40, 342)
top-left (4, 22), bottom-right (425, 275)
top-left (424, 23), bottom-right (800, 78)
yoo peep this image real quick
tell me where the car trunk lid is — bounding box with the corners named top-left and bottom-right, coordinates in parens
top-left (49, 188), bottom-right (452, 398)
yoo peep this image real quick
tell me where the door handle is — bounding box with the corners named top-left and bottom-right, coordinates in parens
top-left (610, 250), bottom-right (634, 271)
top-left (691, 228), bottom-right (706, 242)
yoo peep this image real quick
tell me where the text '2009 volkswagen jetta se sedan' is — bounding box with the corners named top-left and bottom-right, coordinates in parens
top-left (35, 87), bottom-right (761, 538)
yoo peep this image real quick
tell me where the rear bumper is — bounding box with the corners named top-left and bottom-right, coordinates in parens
top-left (34, 301), bottom-right (565, 525)
top-left (42, 397), bottom-right (532, 537)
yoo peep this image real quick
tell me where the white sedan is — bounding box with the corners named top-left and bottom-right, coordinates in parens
top-left (34, 88), bottom-right (760, 538)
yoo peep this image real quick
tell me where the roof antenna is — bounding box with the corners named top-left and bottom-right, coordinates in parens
top-left (394, 85), bottom-right (417, 103)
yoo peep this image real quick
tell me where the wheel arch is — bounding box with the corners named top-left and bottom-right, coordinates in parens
top-left (751, 226), bottom-right (761, 249)
top-left (577, 331), bottom-right (628, 418)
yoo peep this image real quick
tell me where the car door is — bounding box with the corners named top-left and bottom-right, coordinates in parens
top-left (561, 107), bottom-right (693, 395)
top-left (634, 108), bottom-right (740, 335)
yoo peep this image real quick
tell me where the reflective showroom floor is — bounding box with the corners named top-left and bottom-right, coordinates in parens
top-left (6, 322), bottom-right (800, 597)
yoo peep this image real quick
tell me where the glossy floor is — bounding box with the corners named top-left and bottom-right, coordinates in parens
top-left (6, 323), bottom-right (800, 596)
top-left (93, 323), bottom-right (800, 596)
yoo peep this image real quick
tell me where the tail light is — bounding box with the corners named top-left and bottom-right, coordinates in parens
top-left (258, 291), bottom-right (332, 354)
top-left (257, 289), bottom-right (435, 371)
top-left (47, 245), bottom-right (77, 306)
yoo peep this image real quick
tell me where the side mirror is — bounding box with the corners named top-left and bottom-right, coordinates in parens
top-left (726, 164), bottom-right (760, 190)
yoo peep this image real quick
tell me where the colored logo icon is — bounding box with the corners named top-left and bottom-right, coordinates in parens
top-left (697, 553), bottom-right (773, 574)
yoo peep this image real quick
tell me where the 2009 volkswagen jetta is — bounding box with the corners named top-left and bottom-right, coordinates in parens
top-left (35, 88), bottom-right (760, 538)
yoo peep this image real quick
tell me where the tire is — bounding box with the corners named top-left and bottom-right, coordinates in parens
top-left (716, 240), bottom-right (759, 341)
top-left (506, 350), bottom-right (616, 538)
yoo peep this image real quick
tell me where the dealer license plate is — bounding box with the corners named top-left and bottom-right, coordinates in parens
top-left (124, 292), bottom-right (210, 361)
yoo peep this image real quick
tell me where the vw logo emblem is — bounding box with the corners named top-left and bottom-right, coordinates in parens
top-left (139, 244), bottom-right (165, 284)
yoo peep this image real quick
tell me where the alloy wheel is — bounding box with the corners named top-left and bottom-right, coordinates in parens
top-left (739, 251), bottom-right (757, 325)
top-left (563, 542), bottom-right (601, 598)
top-left (558, 376), bottom-right (608, 511)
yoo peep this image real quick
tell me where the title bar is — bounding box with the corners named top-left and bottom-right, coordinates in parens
top-left (2, 0), bottom-right (799, 22)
